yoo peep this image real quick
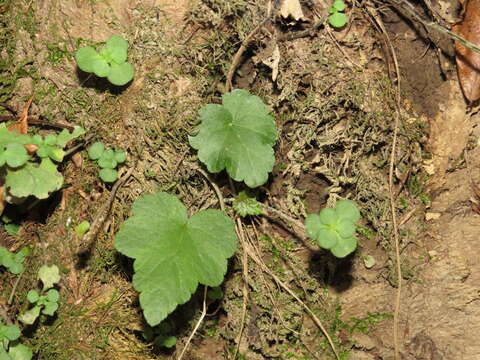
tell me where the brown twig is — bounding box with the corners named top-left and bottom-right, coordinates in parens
top-left (367, 7), bottom-right (403, 359)
top-left (225, 18), bottom-right (271, 92)
top-left (0, 115), bottom-right (75, 131)
top-left (178, 286), bottom-right (208, 360)
top-left (78, 167), bottom-right (134, 252)
top-left (387, 0), bottom-right (480, 55)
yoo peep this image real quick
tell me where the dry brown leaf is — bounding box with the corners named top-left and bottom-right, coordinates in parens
top-left (261, 44), bottom-right (281, 81)
top-left (280, 0), bottom-right (305, 21)
top-left (453, 0), bottom-right (480, 102)
top-left (8, 97), bottom-right (32, 134)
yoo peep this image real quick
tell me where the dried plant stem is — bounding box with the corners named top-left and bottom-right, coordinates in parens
top-left (177, 286), bottom-right (208, 360)
top-left (388, 0), bottom-right (480, 55)
top-left (242, 237), bottom-right (340, 360)
top-left (225, 18), bottom-right (271, 92)
top-left (367, 7), bottom-right (403, 358)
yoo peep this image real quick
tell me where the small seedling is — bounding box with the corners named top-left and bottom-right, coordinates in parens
top-left (233, 191), bottom-right (263, 217)
top-left (328, 0), bottom-right (348, 28)
top-left (0, 246), bottom-right (29, 274)
top-left (87, 141), bottom-right (126, 183)
top-left (0, 321), bottom-right (32, 359)
top-left (18, 265), bottom-right (60, 325)
top-left (75, 220), bottom-right (90, 237)
top-left (305, 199), bottom-right (360, 258)
top-left (2, 124), bottom-right (85, 202)
top-left (143, 322), bottom-right (177, 349)
top-left (75, 35), bottom-right (134, 86)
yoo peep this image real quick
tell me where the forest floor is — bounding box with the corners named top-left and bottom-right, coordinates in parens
top-left (1, 0), bottom-right (479, 359)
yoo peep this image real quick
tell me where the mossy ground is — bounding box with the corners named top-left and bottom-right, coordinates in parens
top-left (0, 0), bottom-right (432, 359)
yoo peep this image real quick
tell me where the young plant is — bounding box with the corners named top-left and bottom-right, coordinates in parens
top-left (305, 199), bottom-right (360, 258)
top-left (0, 321), bottom-right (32, 360)
top-left (328, 0), bottom-right (348, 28)
top-left (0, 247), bottom-right (29, 275)
top-left (143, 321), bottom-right (177, 349)
top-left (75, 35), bottom-right (135, 86)
top-left (189, 89), bottom-right (277, 188)
top-left (115, 191), bottom-right (237, 326)
top-left (87, 141), bottom-right (126, 183)
top-left (233, 191), bottom-right (263, 217)
top-left (18, 265), bottom-right (60, 325)
top-left (2, 125), bottom-right (85, 202)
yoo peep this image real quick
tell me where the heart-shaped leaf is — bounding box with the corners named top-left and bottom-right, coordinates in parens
top-left (115, 192), bottom-right (237, 326)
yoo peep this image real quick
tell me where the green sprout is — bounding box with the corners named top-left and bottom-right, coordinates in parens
top-left (0, 247), bottom-right (29, 274)
top-left (75, 35), bottom-right (134, 86)
top-left (305, 200), bottom-right (360, 258)
top-left (328, 0), bottom-right (348, 28)
top-left (87, 141), bottom-right (126, 183)
top-left (18, 265), bottom-right (61, 325)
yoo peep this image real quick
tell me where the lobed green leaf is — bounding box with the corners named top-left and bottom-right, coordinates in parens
top-left (115, 192), bottom-right (237, 326)
top-left (189, 89), bottom-right (277, 188)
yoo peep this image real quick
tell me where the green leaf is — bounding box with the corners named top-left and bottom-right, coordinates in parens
top-left (189, 90), bottom-right (277, 188)
top-left (330, 236), bottom-right (357, 258)
top-left (55, 127), bottom-right (85, 148)
top-left (75, 46), bottom-right (100, 73)
top-left (99, 168), bottom-right (118, 183)
top-left (107, 62), bottom-right (134, 86)
top-left (98, 149), bottom-right (117, 169)
top-left (113, 149), bottom-right (126, 163)
top-left (317, 228), bottom-right (339, 249)
top-left (106, 35), bottom-right (128, 64)
top-left (115, 192), bottom-right (237, 326)
top-left (75, 220), bottom-right (90, 236)
top-left (92, 58), bottom-right (110, 78)
top-left (155, 335), bottom-right (176, 348)
top-left (38, 265), bottom-right (60, 290)
top-left (0, 324), bottom-right (20, 341)
top-left (26, 290), bottom-right (39, 303)
top-left (329, 12), bottom-right (348, 28)
top-left (42, 302), bottom-right (58, 316)
top-left (32, 135), bottom-right (64, 162)
top-left (87, 142), bottom-right (105, 160)
top-left (305, 214), bottom-right (322, 239)
top-left (5, 158), bottom-right (63, 200)
top-left (46, 289), bottom-right (59, 302)
top-left (233, 191), bottom-right (263, 217)
top-left (319, 208), bottom-right (338, 225)
top-left (4, 144), bottom-right (29, 168)
top-left (4, 224), bottom-right (20, 236)
top-left (337, 219), bottom-right (356, 238)
top-left (336, 200), bottom-right (360, 222)
top-left (18, 306), bottom-right (40, 325)
top-left (8, 344), bottom-right (32, 360)
top-left (332, 0), bottom-right (346, 11)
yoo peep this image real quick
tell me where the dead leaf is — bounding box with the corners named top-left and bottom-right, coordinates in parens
top-left (280, 0), bottom-right (305, 21)
top-left (8, 97), bottom-right (32, 135)
top-left (71, 152), bottom-right (83, 169)
top-left (261, 44), bottom-right (281, 81)
top-left (453, 0), bottom-right (480, 102)
top-left (8, 98), bottom-right (38, 153)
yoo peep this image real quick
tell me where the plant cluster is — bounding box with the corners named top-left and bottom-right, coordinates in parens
top-left (328, 0), bottom-right (348, 28)
top-left (87, 141), bottom-right (126, 182)
top-left (18, 265), bottom-right (61, 325)
top-left (305, 200), bottom-right (360, 258)
top-left (0, 246), bottom-right (28, 274)
top-left (75, 35), bottom-right (134, 86)
top-left (2, 124), bottom-right (85, 202)
top-left (0, 246), bottom-right (60, 360)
